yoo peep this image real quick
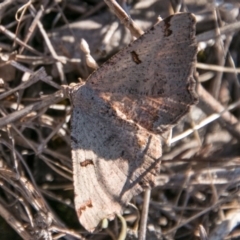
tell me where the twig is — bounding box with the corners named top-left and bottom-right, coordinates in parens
top-left (170, 98), bottom-right (240, 144)
top-left (0, 67), bottom-right (47, 101)
top-left (49, 225), bottom-right (85, 239)
top-left (18, 2), bottom-right (44, 54)
top-left (14, 0), bottom-right (32, 49)
top-left (139, 187), bottom-right (151, 240)
top-left (29, 5), bottom-right (66, 83)
top-left (0, 0), bottom-right (15, 10)
top-left (209, 7), bottom-right (225, 98)
top-left (0, 25), bottom-right (43, 56)
top-left (198, 84), bottom-right (240, 142)
top-left (0, 203), bottom-right (32, 240)
top-left (0, 89), bottom-right (65, 128)
top-left (163, 198), bottom-right (226, 236)
top-left (196, 19), bottom-right (240, 42)
top-left (196, 62), bottom-right (240, 73)
top-left (104, 0), bottom-right (144, 38)
top-left (80, 1), bottom-right (105, 20)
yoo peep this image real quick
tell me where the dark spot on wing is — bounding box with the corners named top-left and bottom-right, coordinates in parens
top-left (163, 15), bottom-right (173, 36)
top-left (80, 159), bottom-right (94, 167)
top-left (77, 199), bottom-right (93, 217)
top-left (71, 135), bottom-right (78, 144)
top-left (130, 51), bottom-right (142, 64)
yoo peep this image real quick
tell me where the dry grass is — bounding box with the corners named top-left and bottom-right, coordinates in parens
top-left (0, 0), bottom-right (240, 239)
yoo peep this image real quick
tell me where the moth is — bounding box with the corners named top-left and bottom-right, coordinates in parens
top-left (70, 12), bottom-right (198, 232)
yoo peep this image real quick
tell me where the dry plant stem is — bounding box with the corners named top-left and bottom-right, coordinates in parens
top-left (1, 129), bottom-right (72, 181)
top-left (210, 35), bottom-right (232, 98)
top-left (209, 8), bottom-right (224, 98)
top-left (19, 4), bottom-right (44, 54)
top-left (117, 214), bottom-right (127, 240)
top-left (49, 226), bottom-right (85, 239)
top-left (37, 118), bottom-right (67, 152)
top-left (0, 138), bottom-right (38, 188)
top-left (0, 0), bottom-right (15, 11)
top-left (196, 62), bottom-right (240, 73)
top-left (139, 187), bottom-right (151, 240)
top-left (14, 0), bottom-right (32, 50)
top-left (0, 203), bottom-right (32, 240)
top-left (164, 197), bottom-right (226, 236)
top-left (7, 127), bottom-right (19, 176)
top-left (54, 3), bottom-right (76, 37)
top-left (0, 183), bottom-right (34, 224)
top-left (104, 0), bottom-right (144, 38)
top-left (198, 71), bottom-right (215, 82)
top-left (196, 20), bottom-right (240, 42)
top-left (209, 42), bottom-right (223, 98)
top-left (38, 154), bottom-right (72, 181)
top-left (225, 47), bottom-right (240, 118)
top-left (0, 169), bottom-right (49, 231)
top-left (15, 54), bottom-right (55, 64)
top-left (0, 111), bottom-right (37, 153)
top-left (198, 84), bottom-right (240, 142)
top-left (0, 25), bottom-right (43, 56)
top-left (158, 157), bottom-right (240, 186)
top-left (40, 188), bottom-right (74, 209)
top-left (170, 96), bottom-right (240, 143)
top-left (0, 168), bottom-right (72, 238)
top-left (189, 113), bottom-right (202, 146)
top-left (9, 60), bottom-right (34, 73)
top-left (65, 2), bottom-right (85, 15)
top-left (0, 89), bottom-right (64, 128)
top-left (4, 170), bottom-right (48, 212)
top-left (0, 67), bottom-right (47, 101)
top-left (127, 203), bottom-right (140, 234)
top-left (174, 171), bottom-right (192, 228)
top-left (81, 1), bottom-right (105, 20)
top-left (2, 125), bottom-right (71, 169)
top-left (105, 228), bottom-right (117, 240)
top-left (29, 5), bottom-right (66, 83)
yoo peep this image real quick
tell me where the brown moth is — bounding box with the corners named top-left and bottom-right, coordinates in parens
top-left (71, 13), bottom-right (198, 232)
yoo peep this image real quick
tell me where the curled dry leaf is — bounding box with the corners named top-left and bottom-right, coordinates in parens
top-left (70, 13), bottom-right (198, 232)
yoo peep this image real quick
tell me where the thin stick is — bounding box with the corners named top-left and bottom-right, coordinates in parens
top-left (196, 62), bottom-right (240, 73)
top-left (198, 84), bottom-right (240, 142)
top-left (170, 98), bottom-right (240, 144)
top-left (0, 203), bottom-right (32, 240)
top-left (29, 5), bottom-right (66, 83)
top-left (0, 90), bottom-right (65, 128)
top-left (196, 20), bottom-right (240, 42)
top-left (104, 0), bottom-right (144, 38)
top-left (0, 67), bottom-right (47, 101)
top-left (19, 3), bottom-right (44, 54)
top-left (0, 25), bottom-right (43, 56)
top-left (49, 225), bottom-right (85, 239)
top-left (139, 187), bottom-right (151, 240)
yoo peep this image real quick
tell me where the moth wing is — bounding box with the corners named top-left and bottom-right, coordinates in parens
top-left (86, 13), bottom-right (197, 133)
top-left (71, 86), bottom-right (161, 231)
